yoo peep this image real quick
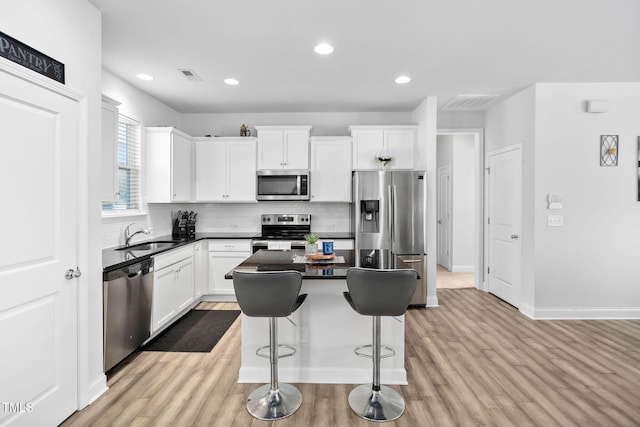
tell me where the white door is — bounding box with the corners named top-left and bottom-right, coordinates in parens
top-left (195, 140), bottom-right (226, 201)
top-left (0, 65), bottom-right (81, 425)
top-left (437, 165), bottom-right (452, 270)
top-left (310, 137), bottom-right (352, 202)
top-left (283, 130), bottom-right (309, 169)
top-left (227, 140), bottom-right (257, 201)
top-left (486, 145), bottom-right (522, 307)
top-left (384, 130), bottom-right (415, 170)
top-left (257, 130), bottom-right (284, 169)
top-left (171, 133), bottom-right (192, 201)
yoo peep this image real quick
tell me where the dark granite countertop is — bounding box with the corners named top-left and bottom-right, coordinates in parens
top-left (225, 249), bottom-right (355, 280)
top-left (103, 232), bottom-right (355, 274)
top-left (102, 233), bottom-right (258, 273)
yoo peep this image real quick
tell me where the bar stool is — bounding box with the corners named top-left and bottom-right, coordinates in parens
top-left (233, 270), bottom-right (307, 421)
top-left (343, 267), bottom-right (417, 422)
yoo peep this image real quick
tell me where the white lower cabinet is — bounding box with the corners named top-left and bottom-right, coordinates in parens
top-left (208, 240), bottom-right (251, 299)
top-left (151, 245), bottom-right (195, 334)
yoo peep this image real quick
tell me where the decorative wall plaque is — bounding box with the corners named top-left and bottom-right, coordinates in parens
top-left (600, 135), bottom-right (618, 166)
top-left (0, 31), bottom-right (65, 84)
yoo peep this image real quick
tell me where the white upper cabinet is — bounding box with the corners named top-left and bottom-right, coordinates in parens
top-left (194, 137), bottom-right (256, 202)
top-left (146, 127), bottom-right (193, 202)
top-left (256, 126), bottom-right (311, 170)
top-left (309, 136), bottom-right (352, 203)
top-left (101, 95), bottom-right (120, 202)
top-left (349, 125), bottom-right (417, 170)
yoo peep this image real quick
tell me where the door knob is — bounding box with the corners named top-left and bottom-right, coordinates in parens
top-left (510, 234), bottom-right (520, 240)
top-left (65, 267), bottom-right (81, 280)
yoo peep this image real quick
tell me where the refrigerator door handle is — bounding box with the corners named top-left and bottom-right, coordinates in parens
top-left (387, 184), bottom-right (394, 240)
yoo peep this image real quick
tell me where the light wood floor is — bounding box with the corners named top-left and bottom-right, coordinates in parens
top-left (436, 265), bottom-right (475, 289)
top-left (62, 292), bottom-right (640, 426)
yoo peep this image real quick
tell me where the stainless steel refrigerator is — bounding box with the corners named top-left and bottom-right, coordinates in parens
top-left (352, 171), bottom-right (427, 306)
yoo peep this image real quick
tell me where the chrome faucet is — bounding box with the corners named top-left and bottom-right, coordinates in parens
top-left (124, 223), bottom-right (151, 246)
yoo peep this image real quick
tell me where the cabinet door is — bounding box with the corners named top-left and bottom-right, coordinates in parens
top-left (352, 130), bottom-right (384, 170)
top-left (152, 266), bottom-right (177, 332)
top-left (194, 241), bottom-right (207, 299)
top-left (283, 130), bottom-right (309, 169)
top-left (171, 133), bottom-right (192, 201)
top-left (257, 130), bottom-right (284, 169)
top-left (227, 140), bottom-right (257, 201)
top-left (310, 138), bottom-right (352, 202)
top-left (101, 101), bottom-right (118, 202)
top-left (195, 140), bottom-right (227, 201)
top-left (209, 252), bottom-right (250, 296)
top-left (385, 130), bottom-right (415, 170)
top-left (174, 257), bottom-right (195, 312)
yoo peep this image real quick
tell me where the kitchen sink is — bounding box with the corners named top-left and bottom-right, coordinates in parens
top-left (116, 241), bottom-right (181, 251)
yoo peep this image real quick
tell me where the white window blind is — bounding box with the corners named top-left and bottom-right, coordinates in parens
top-left (102, 116), bottom-right (141, 211)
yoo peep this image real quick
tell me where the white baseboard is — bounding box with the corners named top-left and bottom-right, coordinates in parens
top-left (200, 294), bottom-right (237, 302)
top-left (82, 374), bottom-right (108, 408)
top-left (238, 367), bottom-right (407, 385)
top-left (519, 303), bottom-right (535, 319)
top-left (450, 265), bottom-right (474, 273)
top-left (529, 306), bottom-right (640, 320)
top-left (426, 295), bottom-right (439, 307)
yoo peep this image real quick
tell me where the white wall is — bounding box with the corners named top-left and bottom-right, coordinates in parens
top-left (485, 86), bottom-right (537, 312)
top-left (451, 135), bottom-right (476, 271)
top-left (100, 69), bottom-right (183, 248)
top-left (412, 97), bottom-right (438, 307)
top-left (533, 83), bottom-right (640, 317)
top-left (102, 69), bottom-right (182, 127)
top-left (181, 112), bottom-right (412, 137)
top-left (438, 111), bottom-right (485, 129)
top-left (1, 0), bottom-right (105, 407)
top-left (436, 134), bottom-right (476, 272)
top-left (486, 83), bottom-right (640, 318)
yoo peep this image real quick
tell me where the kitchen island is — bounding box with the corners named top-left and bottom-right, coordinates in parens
top-left (226, 249), bottom-right (408, 385)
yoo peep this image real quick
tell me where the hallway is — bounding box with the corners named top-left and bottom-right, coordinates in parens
top-left (436, 264), bottom-right (474, 289)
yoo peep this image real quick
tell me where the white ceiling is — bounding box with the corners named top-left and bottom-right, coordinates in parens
top-left (89, 0), bottom-right (640, 114)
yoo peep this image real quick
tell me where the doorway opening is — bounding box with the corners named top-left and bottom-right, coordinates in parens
top-left (435, 129), bottom-right (484, 291)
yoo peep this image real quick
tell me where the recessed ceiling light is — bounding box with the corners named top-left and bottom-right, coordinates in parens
top-left (314, 43), bottom-right (334, 55)
top-left (224, 78), bottom-right (240, 85)
top-left (136, 73), bottom-right (154, 81)
top-left (395, 75), bottom-right (411, 84)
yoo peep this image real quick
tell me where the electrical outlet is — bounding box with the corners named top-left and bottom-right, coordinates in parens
top-left (327, 223), bottom-right (336, 230)
top-left (547, 215), bottom-right (563, 227)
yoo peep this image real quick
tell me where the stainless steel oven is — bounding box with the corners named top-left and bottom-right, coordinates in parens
top-left (251, 214), bottom-right (311, 253)
top-left (257, 170), bottom-right (310, 201)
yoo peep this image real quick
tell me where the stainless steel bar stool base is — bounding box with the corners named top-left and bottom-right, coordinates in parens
top-left (246, 383), bottom-right (302, 421)
top-left (348, 384), bottom-right (405, 423)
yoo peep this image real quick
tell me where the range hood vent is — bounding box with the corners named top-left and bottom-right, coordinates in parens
top-left (178, 69), bottom-right (203, 82)
top-left (442, 94), bottom-right (501, 111)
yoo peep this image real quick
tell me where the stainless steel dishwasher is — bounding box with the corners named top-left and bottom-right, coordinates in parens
top-left (103, 258), bottom-right (154, 372)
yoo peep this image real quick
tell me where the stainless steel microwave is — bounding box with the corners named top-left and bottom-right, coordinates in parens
top-left (256, 170), bottom-right (310, 201)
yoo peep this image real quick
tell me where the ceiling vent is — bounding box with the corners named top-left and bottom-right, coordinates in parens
top-left (442, 94), bottom-right (501, 111)
top-left (178, 69), bottom-right (203, 82)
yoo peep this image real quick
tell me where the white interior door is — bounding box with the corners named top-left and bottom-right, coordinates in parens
top-left (437, 165), bottom-right (452, 270)
top-left (0, 64), bottom-right (81, 425)
top-left (486, 145), bottom-right (522, 307)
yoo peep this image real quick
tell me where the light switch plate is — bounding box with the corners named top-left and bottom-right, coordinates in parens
top-left (547, 215), bottom-right (563, 227)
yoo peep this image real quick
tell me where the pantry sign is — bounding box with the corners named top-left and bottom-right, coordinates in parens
top-left (0, 31), bottom-right (65, 84)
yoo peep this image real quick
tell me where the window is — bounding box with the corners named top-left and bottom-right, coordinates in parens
top-left (102, 116), bottom-right (141, 211)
